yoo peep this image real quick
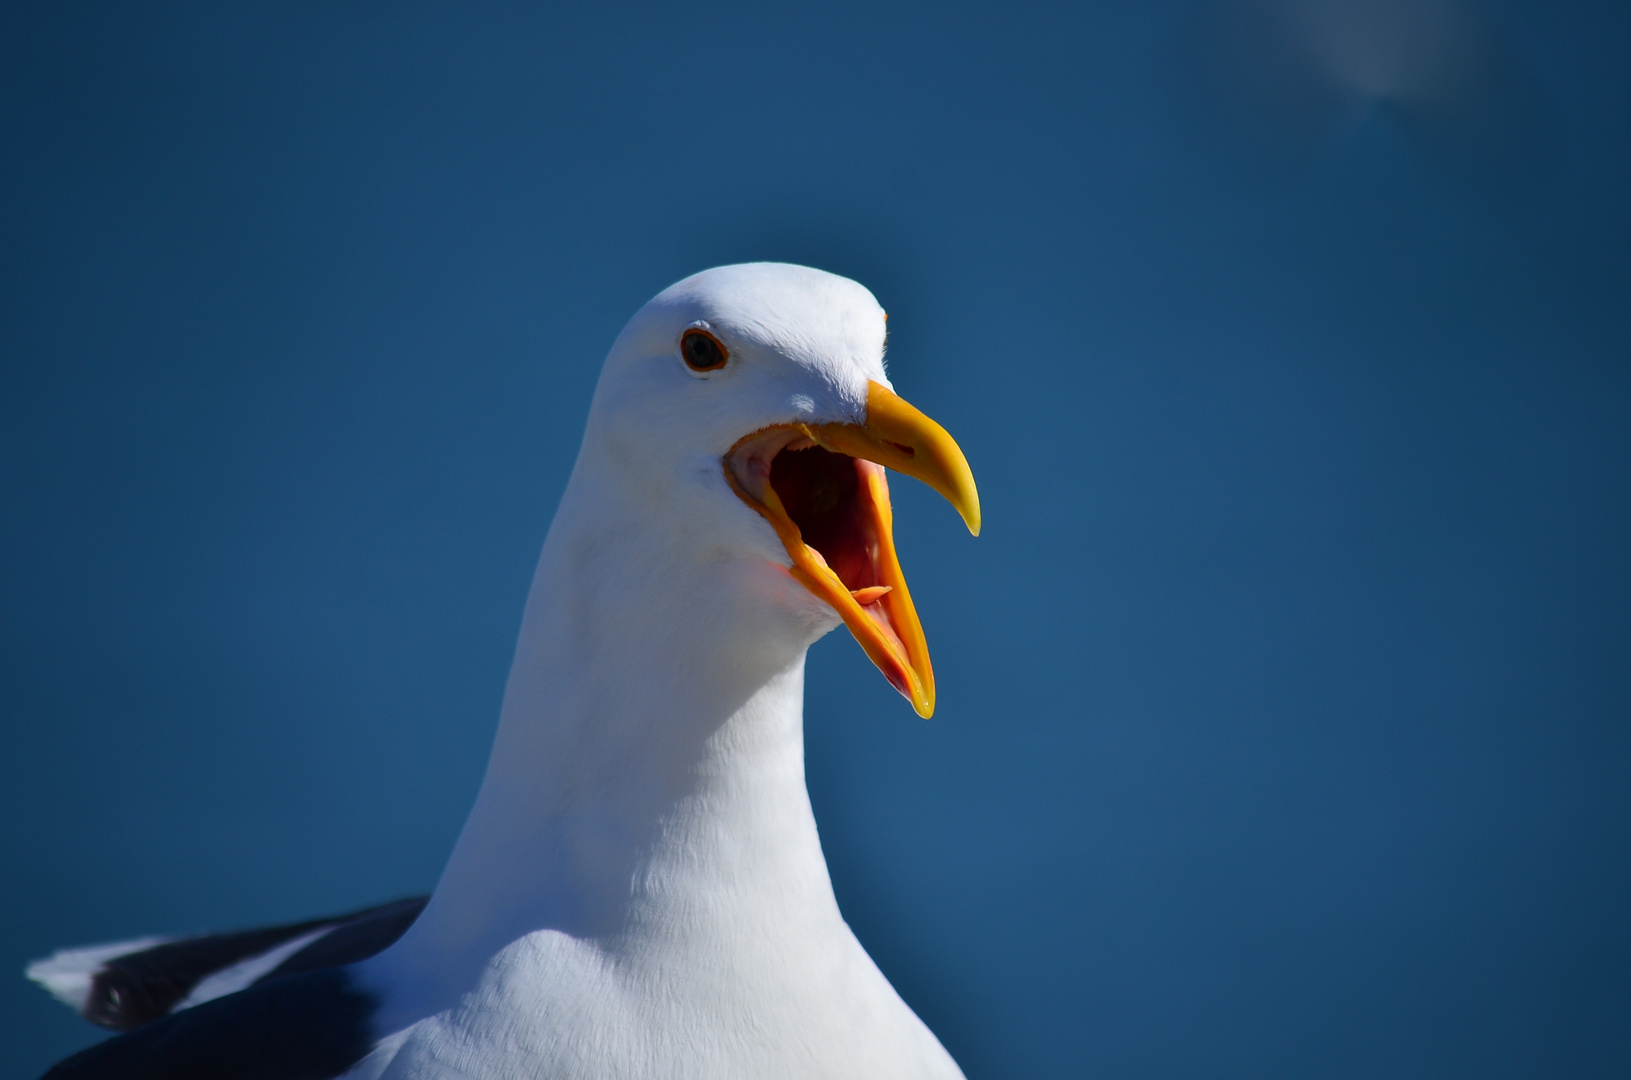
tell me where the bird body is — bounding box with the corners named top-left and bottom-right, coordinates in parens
top-left (29, 264), bottom-right (976, 1079)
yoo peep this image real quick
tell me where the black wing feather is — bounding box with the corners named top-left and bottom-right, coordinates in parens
top-left (43, 968), bottom-right (376, 1080)
top-left (80, 896), bottom-right (427, 1031)
top-left (256, 896), bottom-right (428, 984)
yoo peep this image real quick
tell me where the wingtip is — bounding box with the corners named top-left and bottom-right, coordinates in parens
top-left (26, 936), bottom-right (172, 1015)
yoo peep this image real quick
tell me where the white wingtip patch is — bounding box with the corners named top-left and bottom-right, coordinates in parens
top-left (26, 936), bottom-right (172, 1013)
top-left (175, 925), bottom-right (338, 1010)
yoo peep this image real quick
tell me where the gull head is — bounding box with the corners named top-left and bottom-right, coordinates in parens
top-left (583, 263), bottom-right (979, 717)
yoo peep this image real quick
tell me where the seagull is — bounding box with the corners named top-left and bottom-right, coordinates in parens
top-left (28, 263), bottom-right (981, 1079)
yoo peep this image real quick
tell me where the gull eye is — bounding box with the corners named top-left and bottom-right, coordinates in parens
top-left (681, 328), bottom-right (728, 373)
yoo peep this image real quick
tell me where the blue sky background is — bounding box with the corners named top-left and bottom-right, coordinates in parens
top-left (2, 3), bottom-right (1628, 1077)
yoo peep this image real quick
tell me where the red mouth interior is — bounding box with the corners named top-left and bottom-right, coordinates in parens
top-left (769, 446), bottom-right (879, 594)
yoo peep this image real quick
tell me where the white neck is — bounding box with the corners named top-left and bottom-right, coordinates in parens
top-left (372, 442), bottom-right (844, 1017)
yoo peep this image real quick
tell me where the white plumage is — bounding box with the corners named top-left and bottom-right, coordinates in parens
top-left (356, 263), bottom-right (971, 1078)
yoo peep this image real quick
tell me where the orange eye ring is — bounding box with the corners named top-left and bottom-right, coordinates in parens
top-left (681, 327), bottom-right (729, 372)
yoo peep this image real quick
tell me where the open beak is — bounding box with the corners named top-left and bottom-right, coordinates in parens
top-left (725, 380), bottom-right (980, 718)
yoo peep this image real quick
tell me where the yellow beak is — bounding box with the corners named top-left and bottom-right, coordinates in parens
top-left (725, 380), bottom-right (980, 718)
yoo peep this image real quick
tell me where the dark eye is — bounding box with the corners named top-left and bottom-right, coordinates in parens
top-left (681, 328), bottom-right (728, 372)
